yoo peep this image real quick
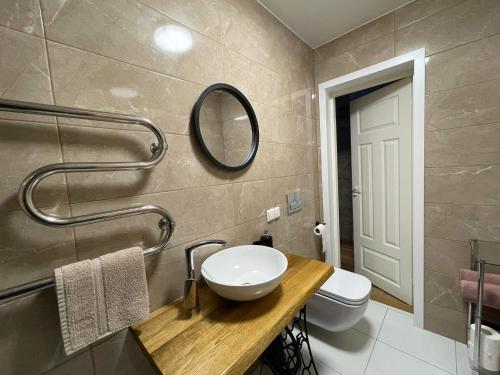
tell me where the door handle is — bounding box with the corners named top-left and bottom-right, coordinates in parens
top-left (352, 186), bottom-right (361, 196)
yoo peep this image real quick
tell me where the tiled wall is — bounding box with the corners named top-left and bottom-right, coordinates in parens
top-left (0, 1), bottom-right (320, 374)
top-left (314, 0), bottom-right (500, 342)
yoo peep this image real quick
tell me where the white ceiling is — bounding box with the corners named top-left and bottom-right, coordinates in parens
top-left (257, 0), bottom-right (412, 49)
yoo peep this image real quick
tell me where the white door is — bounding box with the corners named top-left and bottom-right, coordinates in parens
top-left (350, 77), bottom-right (413, 304)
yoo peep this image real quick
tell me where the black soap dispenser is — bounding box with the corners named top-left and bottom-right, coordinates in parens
top-left (253, 230), bottom-right (273, 248)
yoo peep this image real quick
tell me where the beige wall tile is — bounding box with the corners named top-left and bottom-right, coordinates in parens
top-left (92, 330), bottom-right (156, 375)
top-left (279, 228), bottom-right (322, 260)
top-left (43, 351), bottom-right (94, 375)
top-left (48, 42), bottom-right (202, 135)
top-left (0, 207), bottom-right (76, 290)
top-left (314, 34), bottom-right (394, 84)
top-left (272, 174), bottom-right (316, 239)
top-left (254, 105), bottom-right (315, 146)
top-left (0, 119), bottom-right (67, 212)
top-left (281, 115), bottom-right (314, 146)
top-left (288, 64), bottom-right (315, 119)
top-left (425, 80), bottom-right (500, 131)
top-left (232, 142), bottom-right (279, 182)
top-left (145, 255), bottom-right (185, 311)
top-left (232, 173), bottom-right (319, 258)
top-left (425, 166), bottom-right (500, 205)
top-left (314, 13), bottom-right (394, 64)
top-left (223, 48), bottom-right (291, 112)
top-left (283, 144), bottom-right (314, 176)
top-left (0, 0), bottom-right (43, 37)
top-left (0, 27), bottom-right (51, 104)
top-left (234, 174), bottom-right (310, 228)
top-left (424, 303), bottom-right (467, 342)
top-left (425, 203), bottom-right (500, 242)
top-left (395, 0), bottom-right (500, 56)
top-left (426, 34), bottom-right (500, 94)
top-left (140, 0), bottom-right (219, 40)
top-left (71, 185), bottom-right (235, 258)
top-left (233, 178), bottom-right (276, 224)
top-left (252, 103), bottom-right (281, 143)
top-left (424, 237), bottom-right (470, 278)
top-left (221, 0), bottom-right (281, 71)
top-left (425, 123), bottom-right (500, 167)
top-left (425, 268), bottom-right (467, 312)
top-left (394, 0), bottom-right (464, 29)
top-left (41, 0), bottom-right (223, 85)
top-left (271, 27), bottom-right (313, 77)
top-left (0, 289), bottom-right (71, 375)
top-left (59, 125), bottom-right (228, 203)
top-left (275, 208), bottom-right (321, 258)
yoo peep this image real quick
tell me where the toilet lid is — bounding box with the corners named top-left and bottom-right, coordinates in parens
top-left (317, 268), bottom-right (371, 304)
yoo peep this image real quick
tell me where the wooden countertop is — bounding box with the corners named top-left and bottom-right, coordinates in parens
top-left (131, 253), bottom-right (333, 375)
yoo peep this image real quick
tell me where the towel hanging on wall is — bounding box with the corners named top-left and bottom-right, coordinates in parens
top-left (54, 247), bottom-right (149, 355)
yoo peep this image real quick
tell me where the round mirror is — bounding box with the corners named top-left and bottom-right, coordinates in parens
top-left (194, 83), bottom-right (259, 171)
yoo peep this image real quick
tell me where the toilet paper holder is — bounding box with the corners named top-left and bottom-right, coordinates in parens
top-left (467, 239), bottom-right (500, 374)
top-left (314, 221), bottom-right (326, 237)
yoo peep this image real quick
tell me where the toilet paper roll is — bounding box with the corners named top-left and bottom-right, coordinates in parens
top-left (314, 223), bottom-right (325, 236)
top-left (469, 323), bottom-right (500, 372)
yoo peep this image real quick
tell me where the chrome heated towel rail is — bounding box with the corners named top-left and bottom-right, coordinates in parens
top-left (0, 99), bottom-right (176, 304)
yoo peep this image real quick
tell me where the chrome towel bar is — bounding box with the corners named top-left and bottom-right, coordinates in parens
top-left (0, 99), bottom-right (176, 304)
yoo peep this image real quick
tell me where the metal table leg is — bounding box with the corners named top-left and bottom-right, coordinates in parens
top-left (262, 306), bottom-right (319, 375)
top-left (473, 260), bottom-right (486, 371)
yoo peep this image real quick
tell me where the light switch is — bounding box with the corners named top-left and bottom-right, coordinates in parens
top-left (266, 208), bottom-right (273, 222)
top-left (266, 206), bottom-right (280, 222)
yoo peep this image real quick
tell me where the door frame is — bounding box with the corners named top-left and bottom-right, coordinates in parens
top-left (318, 48), bottom-right (425, 328)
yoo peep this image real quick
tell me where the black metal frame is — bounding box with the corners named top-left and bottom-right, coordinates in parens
top-left (193, 83), bottom-right (259, 171)
top-left (261, 306), bottom-right (319, 375)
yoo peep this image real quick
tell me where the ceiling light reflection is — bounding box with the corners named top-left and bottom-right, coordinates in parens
top-left (110, 87), bottom-right (138, 99)
top-left (154, 25), bottom-right (193, 54)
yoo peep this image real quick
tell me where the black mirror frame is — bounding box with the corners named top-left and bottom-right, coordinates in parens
top-left (193, 83), bottom-right (259, 171)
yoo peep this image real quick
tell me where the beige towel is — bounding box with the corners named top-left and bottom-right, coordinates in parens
top-left (54, 247), bottom-right (149, 355)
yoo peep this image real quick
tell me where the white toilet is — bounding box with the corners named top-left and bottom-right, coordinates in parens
top-left (307, 268), bottom-right (372, 332)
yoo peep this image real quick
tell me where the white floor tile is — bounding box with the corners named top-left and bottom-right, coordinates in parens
top-left (352, 300), bottom-right (388, 338)
top-left (386, 304), bottom-right (414, 318)
top-left (314, 359), bottom-right (343, 375)
top-left (378, 309), bottom-right (456, 373)
top-left (456, 342), bottom-right (476, 375)
top-left (307, 324), bottom-right (375, 375)
top-left (365, 341), bottom-right (452, 375)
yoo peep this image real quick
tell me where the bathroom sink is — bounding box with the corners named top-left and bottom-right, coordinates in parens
top-left (201, 245), bottom-right (288, 301)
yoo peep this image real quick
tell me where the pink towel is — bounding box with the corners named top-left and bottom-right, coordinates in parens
top-left (459, 280), bottom-right (500, 310)
top-left (459, 269), bottom-right (500, 286)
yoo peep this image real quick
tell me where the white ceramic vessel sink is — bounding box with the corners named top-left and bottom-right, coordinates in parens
top-left (201, 245), bottom-right (288, 301)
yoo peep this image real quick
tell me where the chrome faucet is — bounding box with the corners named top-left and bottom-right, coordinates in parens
top-left (184, 239), bottom-right (226, 310)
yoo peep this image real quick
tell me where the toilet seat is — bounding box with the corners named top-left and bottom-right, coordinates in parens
top-left (316, 268), bottom-right (371, 307)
